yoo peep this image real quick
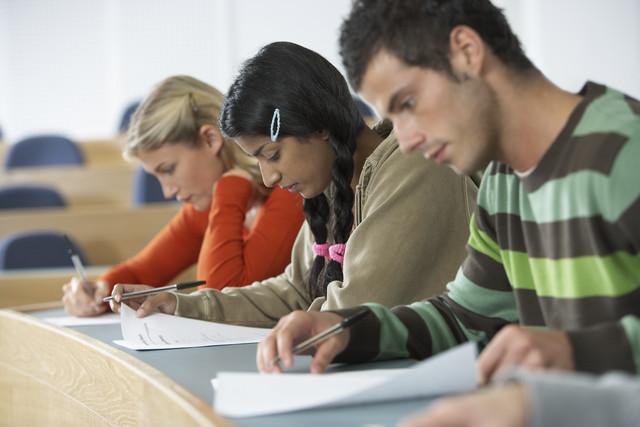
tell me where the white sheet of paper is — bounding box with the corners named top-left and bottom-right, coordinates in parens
top-left (43, 313), bottom-right (120, 327)
top-left (213, 342), bottom-right (477, 418)
top-left (113, 304), bottom-right (270, 350)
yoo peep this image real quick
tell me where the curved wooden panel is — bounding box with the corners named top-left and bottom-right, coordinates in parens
top-left (0, 266), bottom-right (108, 309)
top-left (0, 310), bottom-right (233, 426)
top-left (0, 265), bottom-right (197, 309)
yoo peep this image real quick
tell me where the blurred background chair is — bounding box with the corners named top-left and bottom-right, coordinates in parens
top-left (118, 100), bottom-right (141, 134)
top-left (0, 231), bottom-right (88, 270)
top-left (352, 95), bottom-right (376, 125)
top-left (132, 166), bottom-right (175, 206)
top-left (3, 135), bottom-right (85, 169)
top-left (0, 184), bottom-right (66, 210)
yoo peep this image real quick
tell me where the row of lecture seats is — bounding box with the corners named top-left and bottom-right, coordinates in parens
top-left (0, 183), bottom-right (88, 271)
top-left (0, 177), bottom-right (167, 270)
top-left (0, 102), bottom-right (165, 204)
top-left (3, 135), bottom-right (84, 170)
top-left (0, 184), bottom-right (65, 209)
top-left (1, 101), bottom-right (164, 204)
top-left (0, 231), bottom-right (87, 270)
top-left (0, 101), bottom-right (169, 272)
top-left (0, 99), bottom-right (140, 169)
top-left (0, 168), bottom-right (168, 208)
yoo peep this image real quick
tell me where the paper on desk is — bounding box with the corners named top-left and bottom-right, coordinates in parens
top-left (113, 304), bottom-right (270, 350)
top-left (43, 313), bottom-right (120, 327)
top-left (213, 341), bottom-right (477, 418)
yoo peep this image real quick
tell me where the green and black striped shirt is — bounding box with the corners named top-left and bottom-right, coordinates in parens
top-left (336, 82), bottom-right (640, 374)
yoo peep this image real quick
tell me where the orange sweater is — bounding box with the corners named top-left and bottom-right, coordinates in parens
top-left (101, 176), bottom-right (304, 291)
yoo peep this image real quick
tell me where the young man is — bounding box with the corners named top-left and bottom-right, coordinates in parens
top-left (256, 0), bottom-right (640, 386)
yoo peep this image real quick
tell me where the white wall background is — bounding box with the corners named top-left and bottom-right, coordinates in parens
top-left (497, 0), bottom-right (640, 96)
top-left (0, 0), bottom-right (10, 140)
top-left (0, 0), bottom-right (638, 142)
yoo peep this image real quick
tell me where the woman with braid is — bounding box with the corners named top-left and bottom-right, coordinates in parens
top-left (109, 42), bottom-right (478, 327)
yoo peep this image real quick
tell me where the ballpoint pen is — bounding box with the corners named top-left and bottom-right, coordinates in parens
top-left (63, 234), bottom-right (93, 296)
top-left (102, 280), bottom-right (206, 302)
top-left (270, 308), bottom-right (370, 367)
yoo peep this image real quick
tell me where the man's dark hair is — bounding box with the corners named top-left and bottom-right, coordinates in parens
top-left (339, 0), bottom-right (535, 89)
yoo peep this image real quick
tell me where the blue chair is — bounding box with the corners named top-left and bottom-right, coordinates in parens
top-left (0, 231), bottom-right (88, 270)
top-left (4, 135), bottom-right (84, 169)
top-left (352, 95), bottom-right (375, 119)
top-left (0, 185), bottom-right (66, 210)
top-left (132, 166), bottom-right (175, 206)
top-left (118, 101), bottom-right (141, 134)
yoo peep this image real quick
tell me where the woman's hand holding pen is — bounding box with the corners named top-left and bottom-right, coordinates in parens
top-left (257, 311), bottom-right (349, 374)
top-left (109, 284), bottom-right (177, 317)
top-left (62, 278), bottom-right (109, 317)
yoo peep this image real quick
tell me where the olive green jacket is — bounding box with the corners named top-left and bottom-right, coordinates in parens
top-left (174, 123), bottom-right (477, 327)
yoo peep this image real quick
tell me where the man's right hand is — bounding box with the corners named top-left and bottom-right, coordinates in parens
top-left (256, 311), bottom-right (349, 374)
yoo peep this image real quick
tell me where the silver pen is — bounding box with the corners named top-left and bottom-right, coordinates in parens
top-left (64, 234), bottom-right (92, 296)
top-left (102, 280), bottom-right (206, 302)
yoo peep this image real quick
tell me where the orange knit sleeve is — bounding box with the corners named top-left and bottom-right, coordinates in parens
top-left (197, 175), bottom-right (304, 289)
top-left (100, 203), bottom-right (209, 291)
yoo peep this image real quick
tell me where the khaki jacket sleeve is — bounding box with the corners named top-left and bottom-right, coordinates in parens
top-left (173, 223), bottom-right (314, 327)
top-left (319, 151), bottom-right (477, 311)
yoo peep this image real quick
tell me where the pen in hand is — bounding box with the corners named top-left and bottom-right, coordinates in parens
top-left (63, 234), bottom-right (93, 297)
top-left (102, 280), bottom-right (206, 303)
top-left (270, 308), bottom-right (371, 368)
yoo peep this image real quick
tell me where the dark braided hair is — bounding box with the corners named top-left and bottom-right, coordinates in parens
top-left (219, 42), bottom-right (363, 299)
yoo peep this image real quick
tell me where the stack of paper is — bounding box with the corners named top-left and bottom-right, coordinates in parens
top-left (113, 304), bottom-right (270, 350)
top-left (43, 313), bottom-right (121, 327)
top-left (213, 342), bottom-right (477, 417)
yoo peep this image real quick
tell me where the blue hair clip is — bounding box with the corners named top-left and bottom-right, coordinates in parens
top-left (270, 108), bottom-right (281, 142)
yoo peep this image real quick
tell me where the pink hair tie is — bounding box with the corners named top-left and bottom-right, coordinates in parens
top-left (329, 243), bottom-right (346, 264)
top-left (312, 243), bottom-right (330, 258)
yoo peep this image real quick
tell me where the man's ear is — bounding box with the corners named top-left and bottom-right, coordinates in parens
top-left (448, 25), bottom-right (486, 78)
top-left (199, 125), bottom-right (224, 155)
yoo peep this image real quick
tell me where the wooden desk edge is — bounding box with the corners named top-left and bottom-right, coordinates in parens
top-left (0, 309), bottom-right (234, 427)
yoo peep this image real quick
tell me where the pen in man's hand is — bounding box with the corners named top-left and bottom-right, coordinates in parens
top-left (270, 308), bottom-right (371, 367)
top-left (102, 280), bottom-right (206, 303)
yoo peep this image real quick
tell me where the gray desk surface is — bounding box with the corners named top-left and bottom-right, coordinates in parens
top-left (31, 308), bottom-right (437, 427)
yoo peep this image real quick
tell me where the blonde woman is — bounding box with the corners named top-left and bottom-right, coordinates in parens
top-left (63, 76), bottom-right (304, 316)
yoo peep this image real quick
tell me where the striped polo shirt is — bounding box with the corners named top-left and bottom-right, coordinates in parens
top-left (335, 82), bottom-right (640, 374)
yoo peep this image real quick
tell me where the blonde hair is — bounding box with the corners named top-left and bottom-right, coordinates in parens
top-left (124, 75), bottom-right (262, 183)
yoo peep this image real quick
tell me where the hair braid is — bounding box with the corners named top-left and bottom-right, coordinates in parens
top-left (304, 195), bottom-right (330, 299)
